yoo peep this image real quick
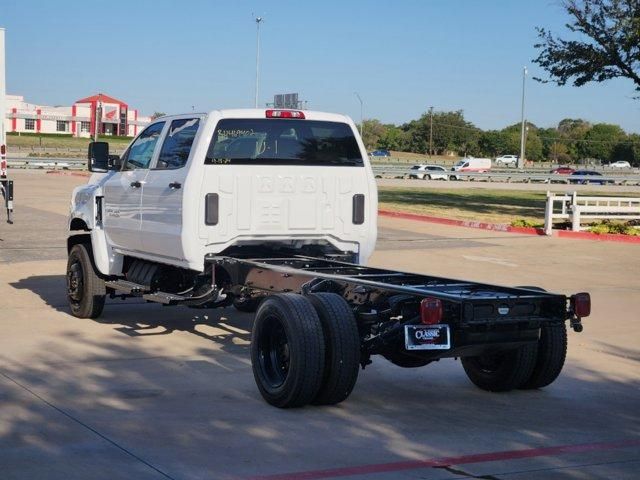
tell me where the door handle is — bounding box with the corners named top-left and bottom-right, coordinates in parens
top-left (169, 182), bottom-right (182, 189)
top-left (130, 181), bottom-right (142, 188)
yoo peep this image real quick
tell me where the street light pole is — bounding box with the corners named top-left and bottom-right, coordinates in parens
top-left (519, 66), bottom-right (527, 169)
top-left (254, 16), bottom-right (264, 108)
top-left (354, 92), bottom-right (363, 138)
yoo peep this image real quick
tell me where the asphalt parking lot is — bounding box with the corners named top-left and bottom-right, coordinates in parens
top-left (1, 170), bottom-right (639, 480)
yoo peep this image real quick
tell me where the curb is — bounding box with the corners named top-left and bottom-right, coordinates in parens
top-left (378, 209), bottom-right (640, 244)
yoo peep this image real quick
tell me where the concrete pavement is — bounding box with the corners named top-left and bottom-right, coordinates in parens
top-left (0, 171), bottom-right (638, 479)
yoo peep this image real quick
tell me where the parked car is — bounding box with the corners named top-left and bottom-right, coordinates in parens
top-left (408, 164), bottom-right (448, 180)
top-left (550, 166), bottom-right (575, 175)
top-left (495, 154), bottom-right (518, 166)
top-left (569, 170), bottom-right (608, 185)
top-left (609, 161), bottom-right (631, 168)
top-left (369, 149), bottom-right (390, 157)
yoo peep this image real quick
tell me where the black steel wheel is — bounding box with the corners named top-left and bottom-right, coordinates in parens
top-left (66, 243), bottom-right (106, 319)
top-left (520, 323), bottom-right (567, 389)
top-left (308, 293), bottom-right (361, 405)
top-left (461, 344), bottom-right (537, 392)
top-left (251, 294), bottom-right (325, 408)
top-left (233, 296), bottom-right (262, 313)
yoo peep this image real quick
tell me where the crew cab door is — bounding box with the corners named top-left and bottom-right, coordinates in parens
top-left (102, 121), bottom-right (165, 253)
top-left (141, 117), bottom-right (201, 260)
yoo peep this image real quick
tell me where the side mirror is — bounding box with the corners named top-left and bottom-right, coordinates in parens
top-left (88, 142), bottom-right (110, 172)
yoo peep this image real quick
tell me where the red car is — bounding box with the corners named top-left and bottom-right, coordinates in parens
top-left (550, 166), bottom-right (575, 175)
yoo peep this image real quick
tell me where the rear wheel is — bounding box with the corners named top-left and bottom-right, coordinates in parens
top-left (308, 293), bottom-right (361, 405)
top-left (251, 294), bottom-right (325, 408)
top-left (520, 323), bottom-right (567, 389)
top-left (66, 243), bottom-right (106, 319)
top-left (461, 344), bottom-right (537, 392)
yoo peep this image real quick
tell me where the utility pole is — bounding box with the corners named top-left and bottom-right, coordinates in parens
top-left (254, 16), bottom-right (264, 108)
top-left (519, 66), bottom-right (527, 169)
top-left (94, 101), bottom-right (102, 142)
top-left (429, 106), bottom-right (434, 157)
top-left (354, 92), bottom-right (363, 138)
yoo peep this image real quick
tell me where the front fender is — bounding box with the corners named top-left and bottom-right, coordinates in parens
top-left (69, 183), bottom-right (102, 230)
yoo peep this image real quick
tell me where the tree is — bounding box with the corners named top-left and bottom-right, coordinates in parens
top-left (150, 112), bottom-right (166, 120)
top-left (501, 122), bottom-right (544, 161)
top-left (533, 0), bottom-right (640, 93)
top-left (402, 110), bottom-right (479, 155)
top-left (577, 123), bottom-right (627, 160)
top-left (611, 133), bottom-right (640, 165)
top-left (478, 130), bottom-right (508, 157)
top-left (378, 125), bottom-right (410, 151)
top-left (556, 118), bottom-right (592, 160)
top-left (360, 119), bottom-right (387, 150)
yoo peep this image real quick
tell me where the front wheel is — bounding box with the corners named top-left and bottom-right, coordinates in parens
top-left (461, 344), bottom-right (537, 392)
top-left (251, 294), bottom-right (325, 408)
top-left (66, 243), bottom-right (106, 319)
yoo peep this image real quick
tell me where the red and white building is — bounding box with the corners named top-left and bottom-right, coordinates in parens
top-left (3, 92), bottom-right (151, 138)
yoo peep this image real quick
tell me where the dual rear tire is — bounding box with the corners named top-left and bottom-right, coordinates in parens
top-left (461, 323), bottom-right (567, 392)
top-left (250, 293), bottom-right (360, 408)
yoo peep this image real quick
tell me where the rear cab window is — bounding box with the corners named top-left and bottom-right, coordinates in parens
top-left (156, 118), bottom-right (200, 170)
top-left (205, 119), bottom-right (364, 167)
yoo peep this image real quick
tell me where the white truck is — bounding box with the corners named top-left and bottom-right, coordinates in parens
top-left (67, 108), bottom-right (589, 408)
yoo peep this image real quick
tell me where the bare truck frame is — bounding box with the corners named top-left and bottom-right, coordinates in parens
top-left (91, 249), bottom-right (590, 408)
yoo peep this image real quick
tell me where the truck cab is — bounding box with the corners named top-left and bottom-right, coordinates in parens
top-left (70, 109), bottom-right (378, 277)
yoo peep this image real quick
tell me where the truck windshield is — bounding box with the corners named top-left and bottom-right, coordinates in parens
top-left (205, 119), bottom-right (364, 166)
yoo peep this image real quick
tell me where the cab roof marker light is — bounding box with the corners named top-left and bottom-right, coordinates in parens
top-left (265, 109), bottom-right (306, 119)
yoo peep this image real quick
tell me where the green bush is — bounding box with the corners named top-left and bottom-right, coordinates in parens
top-left (510, 219), bottom-right (544, 228)
top-left (587, 220), bottom-right (640, 236)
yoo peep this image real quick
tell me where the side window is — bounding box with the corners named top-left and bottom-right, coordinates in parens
top-left (123, 122), bottom-right (165, 170)
top-left (156, 118), bottom-right (200, 170)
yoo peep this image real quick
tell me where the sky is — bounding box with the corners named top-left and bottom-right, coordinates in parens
top-left (2, 0), bottom-right (639, 133)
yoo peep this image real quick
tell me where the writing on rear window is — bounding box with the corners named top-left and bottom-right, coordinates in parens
top-left (205, 119), bottom-right (364, 167)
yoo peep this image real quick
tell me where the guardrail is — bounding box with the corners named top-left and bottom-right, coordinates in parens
top-left (371, 166), bottom-right (640, 185)
top-left (544, 191), bottom-right (640, 234)
top-left (7, 157), bottom-right (86, 170)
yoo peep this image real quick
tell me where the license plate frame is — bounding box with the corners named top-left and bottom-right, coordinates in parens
top-left (404, 324), bottom-right (451, 350)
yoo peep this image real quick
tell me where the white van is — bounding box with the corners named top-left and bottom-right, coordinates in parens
top-left (451, 157), bottom-right (491, 179)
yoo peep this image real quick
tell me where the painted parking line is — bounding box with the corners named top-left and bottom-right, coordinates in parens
top-left (245, 438), bottom-right (640, 480)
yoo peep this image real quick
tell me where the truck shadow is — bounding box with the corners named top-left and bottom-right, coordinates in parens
top-left (8, 274), bottom-right (252, 349)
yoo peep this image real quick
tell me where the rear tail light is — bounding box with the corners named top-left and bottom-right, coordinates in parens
top-left (571, 292), bottom-right (591, 318)
top-left (265, 109), bottom-right (305, 119)
top-left (420, 297), bottom-right (443, 325)
top-left (0, 144), bottom-right (6, 155)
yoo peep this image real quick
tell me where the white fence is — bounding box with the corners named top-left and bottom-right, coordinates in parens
top-left (544, 192), bottom-right (640, 235)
